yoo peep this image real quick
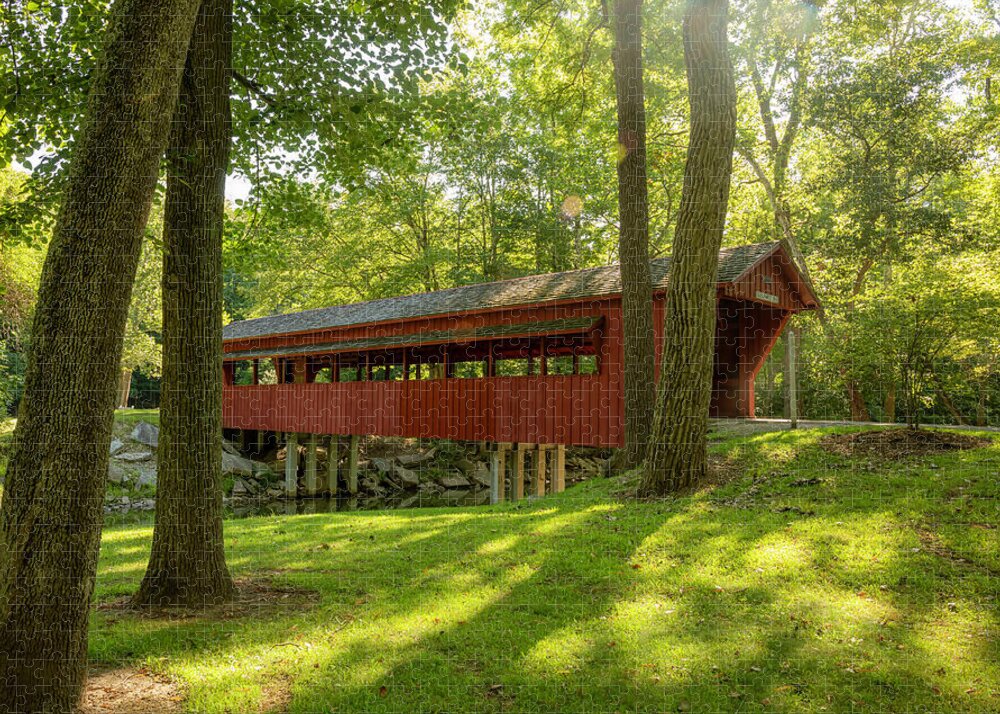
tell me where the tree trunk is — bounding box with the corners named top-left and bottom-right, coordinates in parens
top-left (118, 367), bottom-right (133, 409)
top-left (641, 0), bottom-right (736, 493)
top-left (781, 330), bottom-right (791, 418)
top-left (848, 380), bottom-right (871, 421)
top-left (0, 1), bottom-right (201, 710)
top-left (133, 0), bottom-right (235, 607)
top-left (612, 0), bottom-right (655, 467)
top-left (883, 382), bottom-right (896, 423)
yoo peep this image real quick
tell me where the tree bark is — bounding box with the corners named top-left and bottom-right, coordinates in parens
top-left (118, 368), bottom-right (133, 409)
top-left (883, 382), bottom-right (896, 423)
top-left (0, 0), bottom-right (201, 710)
top-left (133, 0), bottom-right (236, 607)
top-left (641, 0), bottom-right (736, 494)
top-left (612, 0), bottom-right (655, 467)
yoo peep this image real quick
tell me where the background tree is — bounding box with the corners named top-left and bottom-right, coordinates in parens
top-left (642, 0), bottom-right (736, 492)
top-left (0, 0), bottom-right (203, 709)
top-left (612, 0), bottom-right (656, 467)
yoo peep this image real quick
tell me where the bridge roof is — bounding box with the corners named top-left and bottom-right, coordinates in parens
top-left (224, 241), bottom-right (790, 342)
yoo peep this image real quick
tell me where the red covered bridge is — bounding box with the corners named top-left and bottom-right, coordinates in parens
top-left (222, 241), bottom-right (816, 496)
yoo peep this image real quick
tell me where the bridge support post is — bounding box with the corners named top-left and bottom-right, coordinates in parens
top-left (256, 429), bottom-right (265, 456)
top-left (326, 435), bottom-right (339, 495)
top-left (347, 434), bottom-right (360, 494)
top-left (285, 432), bottom-right (299, 498)
top-left (553, 444), bottom-right (566, 493)
top-left (490, 443), bottom-right (509, 504)
top-left (512, 443), bottom-right (529, 501)
top-left (304, 433), bottom-right (319, 497)
top-left (534, 444), bottom-right (548, 497)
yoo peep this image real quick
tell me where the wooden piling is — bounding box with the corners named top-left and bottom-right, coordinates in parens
top-left (554, 444), bottom-right (566, 493)
top-left (490, 443), bottom-right (509, 504)
top-left (285, 432), bottom-right (299, 498)
top-left (304, 433), bottom-right (319, 497)
top-left (512, 443), bottom-right (529, 501)
top-left (534, 444), bottom-right (548, 497)
top-left (347, 434), bottom-right (360, 494)
top-left (327, 435), bottom-right (339, 495)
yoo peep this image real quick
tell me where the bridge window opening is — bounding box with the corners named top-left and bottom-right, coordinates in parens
top-left (450, 359), bottom-right (486, 379)
top-left (232, 360), bottom-right (254, 386)
top-left (408, 346), bottom-right (446, 380)
top-left (577, 354), bottom-right (598, 375)
top-left (307, 355), bottom-right (334, 383)
top-left (257, 358), bottom-right (278, 385)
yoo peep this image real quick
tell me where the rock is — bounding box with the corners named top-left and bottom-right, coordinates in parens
top-left (120, 495), bottom-right (130, 506)
top-left (109, 438), bottom-right (124, 455)
top-left (116, 451), bottom-right (153, 463)
top-left (397, 448), bottom-right (436, 467)
top-left (251, 460), bottom-right (273, 478)
top-left (440, 488), bottom-right (470, 499)
top-left (454, 458), bottom-right (477, 475)
top-left (222, 450), bottom-right (255, 477)
top-left (232, 477), bottom-right (252, 496)
top-left (136, 467), bottom-right (157, 488)
top-left (471, 463), bottom-right (491, 488)
top-left (396, 495), bottom-right (420, 509)
top-left (222, 439), bottom-right (241, 456)
top-left (393, 464), bottom-right (420, 488)
top-left (439, 473), bottom-right (471, 489)
top-left (130, 421), bottom-right (159, 448)
top-left (107, 462), bottom-right (129, 484)
top-left (370, 457), bottom-right (394, 474)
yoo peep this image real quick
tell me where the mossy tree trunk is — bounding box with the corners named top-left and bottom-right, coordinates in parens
top-left (133, 0), bottom-right (236, 607)
top-left (641, 0), bottom-right (736, 494)
top-left (612, 0), bottom-right (655, 467)
top-left (0, 0), bottom-right (201, 710)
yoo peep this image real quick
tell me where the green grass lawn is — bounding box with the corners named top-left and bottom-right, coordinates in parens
top-left (88, 427), bottom-right (1000, 713)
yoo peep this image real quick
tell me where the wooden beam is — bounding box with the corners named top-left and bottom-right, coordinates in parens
top-left (534, 444), bottom-right (548, 497)
top-left (304, 433), bottom-right (319, 496)
top-left (327, 435), bottom-right (339, 495)
top-left (285, 432), bottom-right (299, 498)
top-left (512, 443), bottom-right (529, 501)
top-left (347, 434), bottom-right (360, 494)
top-left (490, 443), bottom-right (509, 504)
top-left (553, 444), bottom-right (566, 493)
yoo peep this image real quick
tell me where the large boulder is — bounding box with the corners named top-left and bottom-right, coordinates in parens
top-left (393, 464), bottom-right (420, 488)
top-left (116, 451), bottom-right (153, 463)
top-left (370, 457), bottom-right (393, 474)
top-left (438, 473), bottom-right (471, 489)
top-left (454, 457), bottom-right (477, 475)
top-left (107, 462), bottom-right (130, 485)
top-left (397, 448), bottom-right (436, 467)
top-left (222, 450), bottom-right (255, 477)
top-left (471, 463), bottom-right (492, 488)
top-left (231, 477), bottom-right (254, 496)
top-left (109, 438), bottom-right (124, 456)
top-left (136, 466), bottom-right (157, 488)
top-left (130, 421), bottom-right (159, 448)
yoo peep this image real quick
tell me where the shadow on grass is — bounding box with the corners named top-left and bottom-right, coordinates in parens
top-left (89, 428), bottom-right (1000, 713)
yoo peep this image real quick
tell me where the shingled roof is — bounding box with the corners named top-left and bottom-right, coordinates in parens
top-left (224, 241), bottom-right (781, 342)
